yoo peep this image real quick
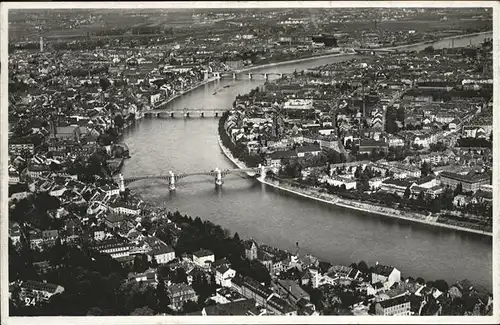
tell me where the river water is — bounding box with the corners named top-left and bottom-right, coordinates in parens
top-left (121, 33), bottom-right (493, 290)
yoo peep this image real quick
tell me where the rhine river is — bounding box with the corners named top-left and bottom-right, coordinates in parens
top-left (122, 33), bottom-right (493, 290)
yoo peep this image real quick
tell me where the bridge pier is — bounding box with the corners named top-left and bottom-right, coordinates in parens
top-left (279, 73), bottom-right (283, 79)
top-left (170, 112), bottom-right (174, 118)
top-left (119, 174), bottom-right (125, 192)
top-left (215, 167), bottom-right (223, 187)
top-left (259, 164), bottom-right (266, 177)
top-left (233, 72), bottom-right (236, 80)
top-left (169, 171), bottom-right (176, 191)
top-left (248, 73), bottom-right (253, 80)
top-left (264, 73), bottom-right (268, 80)
top-left (215, 112), bottom-right (219, 117)
top-left (185, 112), bottom-right (190, 118)
top-left (200, 111), bottom-right (204, 117)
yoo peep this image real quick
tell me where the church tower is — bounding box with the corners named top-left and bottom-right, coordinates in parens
top-left (119, 174), bottom-right (125, 193)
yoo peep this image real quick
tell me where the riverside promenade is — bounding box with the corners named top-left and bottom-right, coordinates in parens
top-left (217, 136), bottom-right (493, 237)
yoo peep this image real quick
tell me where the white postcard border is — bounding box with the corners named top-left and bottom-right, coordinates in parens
top-left (1, 1), bottom-right (498, 324)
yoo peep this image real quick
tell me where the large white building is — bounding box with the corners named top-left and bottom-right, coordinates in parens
top-left (193, 249), bottom-right (215, 268)
top-left (144, 237), bottom-right (176, 264)
top-left (371, 264), bottom-right (401, 290)
top-left (21, 280), bottom-right (64, 303)
top-left (324, 175), bottom-right (357, 190)
top-left (375, 295), bottom-right (411, 316)
top-left (215, 265), bottom-right (236, 287)
top-left (283, 99), bottom-right (314, 110)
top-left (95, 240), bottom-right (132, 259)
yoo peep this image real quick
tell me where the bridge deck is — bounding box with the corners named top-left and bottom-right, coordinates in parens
top-left (122, 168), bottom-right (262, 183)
top-left (145, 110), bottom-right (226, 115)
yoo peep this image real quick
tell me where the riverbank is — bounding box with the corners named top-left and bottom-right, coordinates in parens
top-left (334, 200), bottom-right (492, 237)
top-left (216, 134), bottom-right (492, 237)
top-left (263, 177), bottom-right (492, 237)
top-left (235, 52), bottom-right (357, 74)
top-left (153, 76), bottom-right (220, 110)
top-left (380, 30), bottom-right (493, 51)
top-left (235, 30), bottom-right (493, 74)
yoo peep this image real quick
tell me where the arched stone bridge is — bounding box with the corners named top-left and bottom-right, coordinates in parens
top-left (119, 165), bottom-right (270, 191)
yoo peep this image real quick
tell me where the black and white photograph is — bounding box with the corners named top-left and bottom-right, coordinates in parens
top-left (1, 1), bottom-right (498, 324)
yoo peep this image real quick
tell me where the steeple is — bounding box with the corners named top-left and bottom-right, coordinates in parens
top-left (119, 173), bottom-right (125, 193)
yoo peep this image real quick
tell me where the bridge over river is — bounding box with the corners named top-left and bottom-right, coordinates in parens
top-left (211, 71), bottom-right (294, 80)
top-left (144, 107), bottom-right (228, 118)
top-left (118, 165), bottom-right (269, 191)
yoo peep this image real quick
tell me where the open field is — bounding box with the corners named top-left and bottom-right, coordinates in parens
top-left (8, 8), bottom-right (492, 42)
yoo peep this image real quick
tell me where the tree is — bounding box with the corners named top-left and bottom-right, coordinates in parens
top-left (87, 307), bottom-right (104, 316)
top-left (141, 218), bottom-right (152, 232)
top-left (421, 161), bottom-right (431, 177)
top-left (386, 117), bottom-right (398, 134)
top-left (49, 161), bottom-right (62, 172)
top-left (404, 187), bottom-right (411, 199)
top-left (430, 198), bottom-right (441, 213)
top-left (433, 279), bottom-right (449, 293)
top-left (423, 46), bottom-right (435, 53)
top-left (156, 280), bottom-right (170, 313)
top-left (357, 261), bottom-right (369, 274)
top-left (99, 78), bottom-right (111, 91)
top-left (123, 188), bottom-right (131, 202)
top-left (384, 194), bottom-right (394, 207)
top-left (416, 277), bottom-right (426, 285)
top-left (172, 268), bottom-right (188, 284)
top-left (150, 256), bottom-right (159, 269)
top-left (130, 306), bottom-right (154, 315)
top-left (49, 237), bottom-right (66, 267)
top-left (454, 183), bottom-right (463, 196)
top-left (339, 290), bottom-right (356, 309)
top-left (114, 114), bottom-right (125, 129)
top-left (247, 260), bottom-right (271, 286)
top-left (354, 166), bottom-right (362, 179)
top-left (417, 191), bottom-right (425, 205)
top-left (133, 254), bottom-right (149, 273)
top-left (182, 300), bottom-right (201, 314)
top-left (441, 188), bottom-right (455, 210)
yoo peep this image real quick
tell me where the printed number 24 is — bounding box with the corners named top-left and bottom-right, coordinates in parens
top-left (24, 297), bottom-right (36, 306)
